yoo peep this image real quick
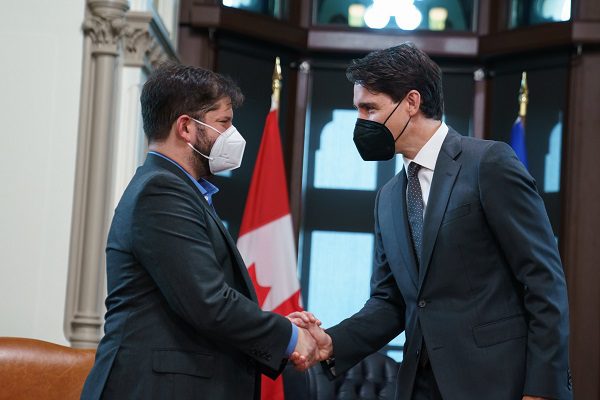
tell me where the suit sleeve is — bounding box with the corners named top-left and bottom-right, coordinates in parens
top-left (130, 174), bottom-right (291, 373)
top-left (479, 141), bottom-right (571, 399)
top-left (326, 189), bottom-right (406, 376)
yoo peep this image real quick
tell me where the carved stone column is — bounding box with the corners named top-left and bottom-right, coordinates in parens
top-left (111, 11), bottom-right (177, 206)
top-left (122, 11), bottom-right (174, 69)
top-left (65, 0), bottom-right (129, 349)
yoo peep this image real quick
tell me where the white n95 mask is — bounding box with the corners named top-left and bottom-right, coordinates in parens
top-left (188, 117), bottom-right (246, 174)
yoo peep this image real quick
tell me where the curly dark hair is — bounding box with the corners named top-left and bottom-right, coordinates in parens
top-left (346, 43), bottom-right (444, 120)
top-left (141, 63), bottom-right (244, 143)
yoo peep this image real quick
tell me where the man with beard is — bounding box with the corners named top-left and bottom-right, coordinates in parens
top-left (81, 64), bottom-right (318, 399)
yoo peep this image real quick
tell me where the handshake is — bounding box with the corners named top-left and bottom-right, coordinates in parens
top-left (286, 311), bottom-right (333, 371)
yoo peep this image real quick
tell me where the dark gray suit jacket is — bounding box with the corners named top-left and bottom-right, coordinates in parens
top-left (327, 129), bottom-right (571, 400)
top-left (81, 153), bottom-right (291, 400)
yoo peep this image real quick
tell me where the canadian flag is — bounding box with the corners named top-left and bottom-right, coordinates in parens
top-left (237, 105), bottom-right (303, 400)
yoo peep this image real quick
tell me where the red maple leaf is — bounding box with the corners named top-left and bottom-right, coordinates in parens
top-left (247, 263), bottom-right (271, 308)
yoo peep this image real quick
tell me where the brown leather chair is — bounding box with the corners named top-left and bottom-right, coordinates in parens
top-left (0, 337), bottom-right (95, 400)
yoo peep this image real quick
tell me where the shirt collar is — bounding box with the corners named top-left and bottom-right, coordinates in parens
top-left (148, 151), bottom-right (219, 201)
top-left (198, 178), bottom-right (219, 198)
top-left (403, 121), bottom-right (449, 175)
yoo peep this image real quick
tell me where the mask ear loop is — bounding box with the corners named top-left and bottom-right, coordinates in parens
top-left (190, 117), bottom-right (223, 134)
top-left (188, 143), bottom-right (214, 160)
top-left (382, 101), bottom-right (411, 142)
top-left (394, 116), bottom-right (411, 143)
top-left (383, 101), bottom-right (402, 125)
top-left (188, 116), bottom-right (218, 160)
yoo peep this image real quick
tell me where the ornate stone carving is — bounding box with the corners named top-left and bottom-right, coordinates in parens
top-left (148, 40), bottom-right (171, 68)
top-left (122, 25), bottom-right (153, 66)
top-left (82, 14), bottom-right (127, 55)
top-left (122, 11), bottom-right (176, 69)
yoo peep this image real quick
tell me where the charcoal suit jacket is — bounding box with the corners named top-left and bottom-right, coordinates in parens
top-left (326, 128), bottom-right (572, 400)
top-left (81, 153), bottom-right (291, 400)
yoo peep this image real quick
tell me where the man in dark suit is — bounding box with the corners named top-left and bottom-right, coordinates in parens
top-left (290, 43), bottom-right (571, 400)
top-left (81, 64), bottom-right (317, 399)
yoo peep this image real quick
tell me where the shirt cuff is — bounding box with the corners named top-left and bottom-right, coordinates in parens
top-left (285, 322), bottom-right (299, 357)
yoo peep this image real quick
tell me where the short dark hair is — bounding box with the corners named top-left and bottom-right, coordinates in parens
top-left (141, 63), bottom-right (244, 142)
top-left (346, 43), bottom-right (444, 120)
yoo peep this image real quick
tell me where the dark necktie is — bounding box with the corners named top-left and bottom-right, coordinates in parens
top-left (407, 162), bottom-right (424, 268)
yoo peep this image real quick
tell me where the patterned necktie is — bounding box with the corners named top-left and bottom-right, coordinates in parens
top-left (407, 162), bottom-right (424, 269)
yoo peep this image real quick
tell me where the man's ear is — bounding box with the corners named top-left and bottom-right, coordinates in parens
top-left (405, 90), bottom-right (422, 117)
top-left (175, 115), bottom-right (195, 143)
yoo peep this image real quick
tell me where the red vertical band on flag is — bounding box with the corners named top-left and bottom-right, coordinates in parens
top-left (238, 110), bottom-right (290, 237)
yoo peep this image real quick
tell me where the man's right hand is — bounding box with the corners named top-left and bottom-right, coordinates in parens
top-left (287, 311), bottom-right (333, 371)
top-left (292, 327), bottom-right (319, 370)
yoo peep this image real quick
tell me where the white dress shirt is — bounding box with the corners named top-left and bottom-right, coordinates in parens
top-left (402, 122), bottom-right (449, 214)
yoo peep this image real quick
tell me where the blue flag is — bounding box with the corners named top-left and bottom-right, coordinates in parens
top-left (510, 117), bottom-right (528, 169)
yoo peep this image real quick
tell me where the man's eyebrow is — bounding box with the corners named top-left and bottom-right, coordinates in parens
top-left (356, 102), bottom-right (377, 109)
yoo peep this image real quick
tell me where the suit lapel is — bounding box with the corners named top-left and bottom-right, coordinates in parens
top-left (145, 154), bottom-right (258, 303)
top-left (391, 172), bottom-right (419, 289)
top-left (203, 207), bottom-right (258, 303)
top-left (418, 130), bottom-right (462, 290)
top-left (201, 206), bottom-right (258, 303)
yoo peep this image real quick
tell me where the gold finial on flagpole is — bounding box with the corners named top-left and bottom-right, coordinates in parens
top-left (518, 71), bottom-right (528, 118)
top-left (271, 57), bottom-right (282, 110)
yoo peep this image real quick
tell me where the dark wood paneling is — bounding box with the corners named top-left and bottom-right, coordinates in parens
top-left (286, 61), bottom-right (311, 244)
top-left (487, 0), bottom-right (509, 34)
top-left (177, 25), bottom-right (216, 69)
top-left (307, 28), bottom-right (478, 57)
top-left (480, 22), bottom-right (572, 56)
top-left (220, 9), bottom-right (306, 49)
top-left (178, 0), bottom-right (192, 24)
top-left (472, 70), bottom-right (490, 139)
top-left (477, 0), bottom-right (492, 35)
top-left (562, 49), bottom-right (600, 400)
top-left (189, 4), bottom-right (222, 26)
top-left (573, 0), bottom-right (600, 20)
top-left (480, 21), bottom-right (600, 56)
top-left (189, 5), bottom-right (307, 49)
top-left (572, 21), bottom-right (600, 42)
top-left (289, 0), bottom-right (311, 28)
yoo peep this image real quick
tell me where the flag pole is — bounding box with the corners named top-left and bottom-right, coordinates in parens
top-left (518, 71), bottom-right (528, 123)
top-left (271, 57), bottom-right (282, 111)
top-left (509, 71), bottom-right (529, 168)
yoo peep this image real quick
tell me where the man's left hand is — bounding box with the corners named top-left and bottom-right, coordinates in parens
top-left (523, 396), bottom-right (549, 400)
